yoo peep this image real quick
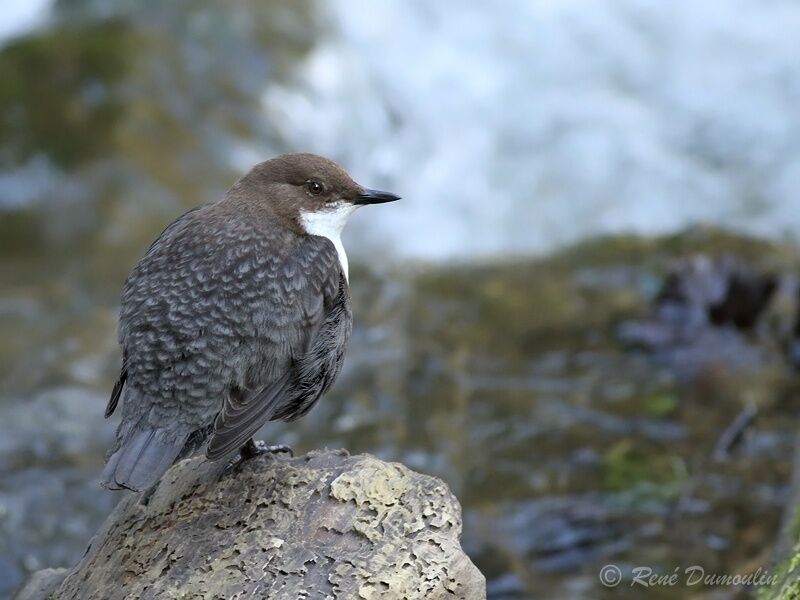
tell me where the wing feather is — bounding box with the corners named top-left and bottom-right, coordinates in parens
top-left (104, 369), bottom-right (127, 418)
top-left (205, 373), bottom-right (292, 460)
top-left (205, 235), bottom-right (350, 460)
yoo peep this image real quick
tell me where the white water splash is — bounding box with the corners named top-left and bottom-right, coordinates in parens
top-left (0, 0), bottom-right (51, 45)
top-left (263, 0), bottom-right (800, 260)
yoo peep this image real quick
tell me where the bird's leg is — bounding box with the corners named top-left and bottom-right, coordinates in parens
top-left (222, 438), bottom-right (293, 475)
top-left (240, 437), bottom-right (293, 459)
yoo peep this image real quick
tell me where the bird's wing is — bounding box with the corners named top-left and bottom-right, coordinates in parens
top-left (104, 368), bottom-right (127, 418)
top-left (107, 209), bottom-right (203, 418)
top-left (271, 275), bottom-right (352, 422)
top-left (204, 374), bottom-right (293, 460)
top-left (205, 235), bottom-right (351, 460)
top-left (117, 204), bottom-right (297, 431)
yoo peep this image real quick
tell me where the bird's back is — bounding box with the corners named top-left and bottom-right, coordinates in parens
top-left (103, 200), bottom-right (350, 491)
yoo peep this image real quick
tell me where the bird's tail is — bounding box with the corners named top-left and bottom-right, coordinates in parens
top-left (101, 428), bottom-right (188, 492)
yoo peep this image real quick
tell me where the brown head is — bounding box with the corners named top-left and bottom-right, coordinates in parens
top-left (228, 153), bottom-right (399, 234)
top-left (227, 153), bottom-right (399, 278)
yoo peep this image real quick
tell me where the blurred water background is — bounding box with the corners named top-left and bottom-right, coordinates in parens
top-left (2, 1), bottom-right (800, 598)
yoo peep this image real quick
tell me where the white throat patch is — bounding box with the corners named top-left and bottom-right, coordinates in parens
top-left (299, 202), bottom-right (358, 281)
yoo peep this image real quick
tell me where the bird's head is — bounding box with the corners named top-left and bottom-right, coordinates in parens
top-left (233, 153), bottom-right (400, 238)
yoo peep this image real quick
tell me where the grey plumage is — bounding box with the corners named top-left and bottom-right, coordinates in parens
top-left (101, 153), bottom-right (399, 492)
top-left (102, 429), bottom-right (187, 492)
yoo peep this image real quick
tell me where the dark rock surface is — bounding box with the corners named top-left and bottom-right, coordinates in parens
top-left (16, 449), bottom-right (483, 600)
top-left (617, 253), bottom-right (785, 378)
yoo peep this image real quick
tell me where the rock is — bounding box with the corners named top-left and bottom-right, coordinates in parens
top-left (617, 254), bottom-right (780, 378)
top-left (707, 268), bottom-right (777, 330)
top-left (17, 449), bottom-right (484, 600)
top-left (13, 568), bottom-right (69, 600)
top-left (633, 253), bottom-right (778, 341)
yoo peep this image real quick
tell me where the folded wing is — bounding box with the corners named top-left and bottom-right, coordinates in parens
top-left (205, 236), bottom-right (352, 461)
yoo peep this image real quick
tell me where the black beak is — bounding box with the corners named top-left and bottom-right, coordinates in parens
top-left (354, 188), bottom-right (401, 205)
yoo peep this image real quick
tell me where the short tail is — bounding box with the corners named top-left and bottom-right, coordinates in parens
top-left (101, 429), bottom-right (188, 492)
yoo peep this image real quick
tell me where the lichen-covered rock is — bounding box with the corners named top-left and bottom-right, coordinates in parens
top-left (27, 449), bottom-right (484, 600)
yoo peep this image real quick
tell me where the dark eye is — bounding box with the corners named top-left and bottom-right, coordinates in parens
top-left (306, 180), bottom-right (324, 196)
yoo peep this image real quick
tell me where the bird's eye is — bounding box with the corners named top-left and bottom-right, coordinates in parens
top-left (306, 180), bottom-right (324, 196)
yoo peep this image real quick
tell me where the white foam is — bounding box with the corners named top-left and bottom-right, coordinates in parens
top-left (264, 0), bottom-right (800, 260)
top-left (0, 0), bottom-right (52, 45)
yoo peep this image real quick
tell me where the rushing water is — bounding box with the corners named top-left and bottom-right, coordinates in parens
top-left (1, 2), bottom-right (800, 599)
top-left (2, 1), bottom-right (800, 259)
top-left (263, 0), bottom-right (800, 260)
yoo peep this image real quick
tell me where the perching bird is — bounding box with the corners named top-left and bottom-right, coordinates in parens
top-left (101, 153), bottom-right (400, 492)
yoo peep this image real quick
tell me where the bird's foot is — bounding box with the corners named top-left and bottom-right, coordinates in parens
top-left (221, 439), bottom-right (293, 476)
top-left (241, 438), bottom-right (294, 460)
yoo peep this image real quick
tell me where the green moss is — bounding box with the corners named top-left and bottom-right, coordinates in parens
top-left (763, 521), bottom-right (800, 599)
top-left (410, 259), bottom-right (628, 360)
top-left (602, 439), bottom-right (686, 506)
top-left (0, 20), bottom-right (135, 168)
top-left (0, 208), bottom-right (47, 255)
top-left (554, 226), bottom-right (795, 271)
top-left (407, 226), bottom-right (796, 365)
top-left (759, 553), bottom-right (800, 599)
top-left (641, 393), bottom-right (679, 419)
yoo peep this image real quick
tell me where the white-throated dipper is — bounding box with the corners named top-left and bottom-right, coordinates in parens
top-left (101, 153), bottom-right (400, 492)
